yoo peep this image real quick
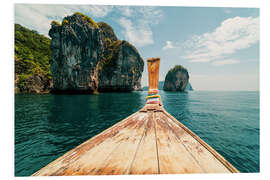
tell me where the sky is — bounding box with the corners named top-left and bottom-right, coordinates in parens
top-left (14, 4), bottom-right (260, 91)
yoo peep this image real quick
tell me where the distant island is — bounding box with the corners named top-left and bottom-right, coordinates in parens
top-left (142, 81), bottom-right (193, 91)
top-left (142, 65), bottom-right (193, 92)
top-left (163, 65), bottom-right (192, 91)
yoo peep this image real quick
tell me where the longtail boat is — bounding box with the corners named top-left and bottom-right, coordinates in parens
top-left (32, 58), bottom-right (239, 176)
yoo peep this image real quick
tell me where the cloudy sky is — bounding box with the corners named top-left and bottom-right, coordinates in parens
top-left (15, 4), bottom-right (259, 91)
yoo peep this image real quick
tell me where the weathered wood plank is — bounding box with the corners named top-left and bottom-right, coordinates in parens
top-left (70, 114), bottom-right (146, 175)
top-left (155, 111), bottom-right (204, 174)
top-left (32, 105), bottom-right (238, 176)
top-left (94, 113), bottom-right (148, 175)
top-left (33, 112), bottom-right (142, 176)
top-left (162, 110), bottom-right (238, 173)
top-left (129, 111), bottom-right (159, 174)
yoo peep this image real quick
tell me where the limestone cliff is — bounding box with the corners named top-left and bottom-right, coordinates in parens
top-left (49, 13), bottom-right (144, 93)
top-left (163, 65), bottom-right (190, 91)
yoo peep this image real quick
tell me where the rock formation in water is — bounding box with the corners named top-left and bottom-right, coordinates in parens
top-left (185, 82), bottom-right (193, 91)
top-left (49, 12), bottom-right (144, 93)
top-left (163, 65), bottom-right (191, 91)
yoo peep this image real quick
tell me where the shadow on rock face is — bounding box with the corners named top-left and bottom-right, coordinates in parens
top-left (49, 12), bottom-right (144, 94)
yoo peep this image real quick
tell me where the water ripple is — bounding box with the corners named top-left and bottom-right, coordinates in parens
top-left (15, 91), bottom-right (259, 176)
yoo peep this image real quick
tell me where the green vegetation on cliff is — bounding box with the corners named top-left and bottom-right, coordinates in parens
top-left (50, 12), bottom-right (98, 28)
top-left (74, 12), bottom-right (99, 28)
top-left (51, 20), bottom-right (61, 26)
top-left (62, 19), bottom-right (69, 26)
top-left (97, 21), bottom-right (121, 70)
top-left (99, 40), bottom-right (122, 68)
top-left (15, 24), bottom-right (52, 93)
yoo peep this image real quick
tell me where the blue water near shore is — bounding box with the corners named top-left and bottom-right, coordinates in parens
top-left (15, 91), bottom-right (259, 176)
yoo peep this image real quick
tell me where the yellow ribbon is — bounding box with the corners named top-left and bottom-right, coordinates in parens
top-left (145, 94), bottom-right (161, 100)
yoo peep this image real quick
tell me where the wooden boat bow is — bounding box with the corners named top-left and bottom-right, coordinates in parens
top-left (32, 58), bottom-right (239, 176)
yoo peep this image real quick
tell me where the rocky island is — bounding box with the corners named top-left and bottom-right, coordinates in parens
top-left (49, 12), bottom-right (144, 94)
top-left (15, 12), bottom-right (144, 94)
top-left (163, 65), bottom-right (192, 91)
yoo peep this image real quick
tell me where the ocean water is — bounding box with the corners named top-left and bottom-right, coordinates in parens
top-left (15, 91), bottom-right (259, 176)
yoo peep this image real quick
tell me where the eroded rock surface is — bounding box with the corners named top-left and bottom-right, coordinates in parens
top-left (49, 13), bottom-right (144, 93)
top-left (163, 65), bottom-right (190, 91)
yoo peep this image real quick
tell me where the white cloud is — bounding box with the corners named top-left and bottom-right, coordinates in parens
top-left (134, 6), bottom-right (163, 25)
top-left (117, 6), bottom-right (163, 47)
top-left (162, 41), bottom-right (176, 50)
top-left (15, 4), bottom-right (53, 36)
top-left (14, 4), bottom-right (163, 47)
top-left (15, 4), bottom-right (113, 35)
top-left (78, 5), bottom-right (113, 18)
top-left (182, 16), bottom-right (259, 63)
top-left (212, 59), bottom-right (240, 66)
top-left (117, 6), bottom-right (133, 17)
top-left (119, 17), bottom-right (153, 47)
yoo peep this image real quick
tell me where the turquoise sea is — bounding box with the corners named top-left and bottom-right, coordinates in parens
top-left (15, 91), bottom-right (260, 176)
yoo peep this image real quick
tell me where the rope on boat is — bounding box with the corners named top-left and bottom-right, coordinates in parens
top-left (146, 89), bottom-right (162, 105)
top-left (146, 94), bottom-right (161, 100)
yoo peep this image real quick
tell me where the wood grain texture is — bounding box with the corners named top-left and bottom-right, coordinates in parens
top-left (147, 58), bottom-right (160, 91)
top-left (32, 104), bottom-right (239, 176)
top-left (155, 111), bottom-right (204, 174)
top-left (129, 111), bottom-right (159, 174)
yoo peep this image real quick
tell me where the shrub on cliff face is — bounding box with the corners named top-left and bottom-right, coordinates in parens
top-left (51, 13), bottom-right (99, 28)
top-left (74, 12), bottom-right (99, 28)
top-left (62, 19), bottom-right (69, 26)
top-left (98, 22), bottom-right (121, 69)
top-left (51, 20), bottom-right (61, 26)
top-left (100, 40), bottom-right (122, 67)
top-left (15, 24), bottom-right (52, 93)
top-left (98, 22), bottom-right (118, 41)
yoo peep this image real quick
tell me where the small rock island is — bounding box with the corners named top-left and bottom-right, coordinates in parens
top-left (163, 65), bottom-right (192, 91)
top-left (50, 12), bottom-right (144, 93)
